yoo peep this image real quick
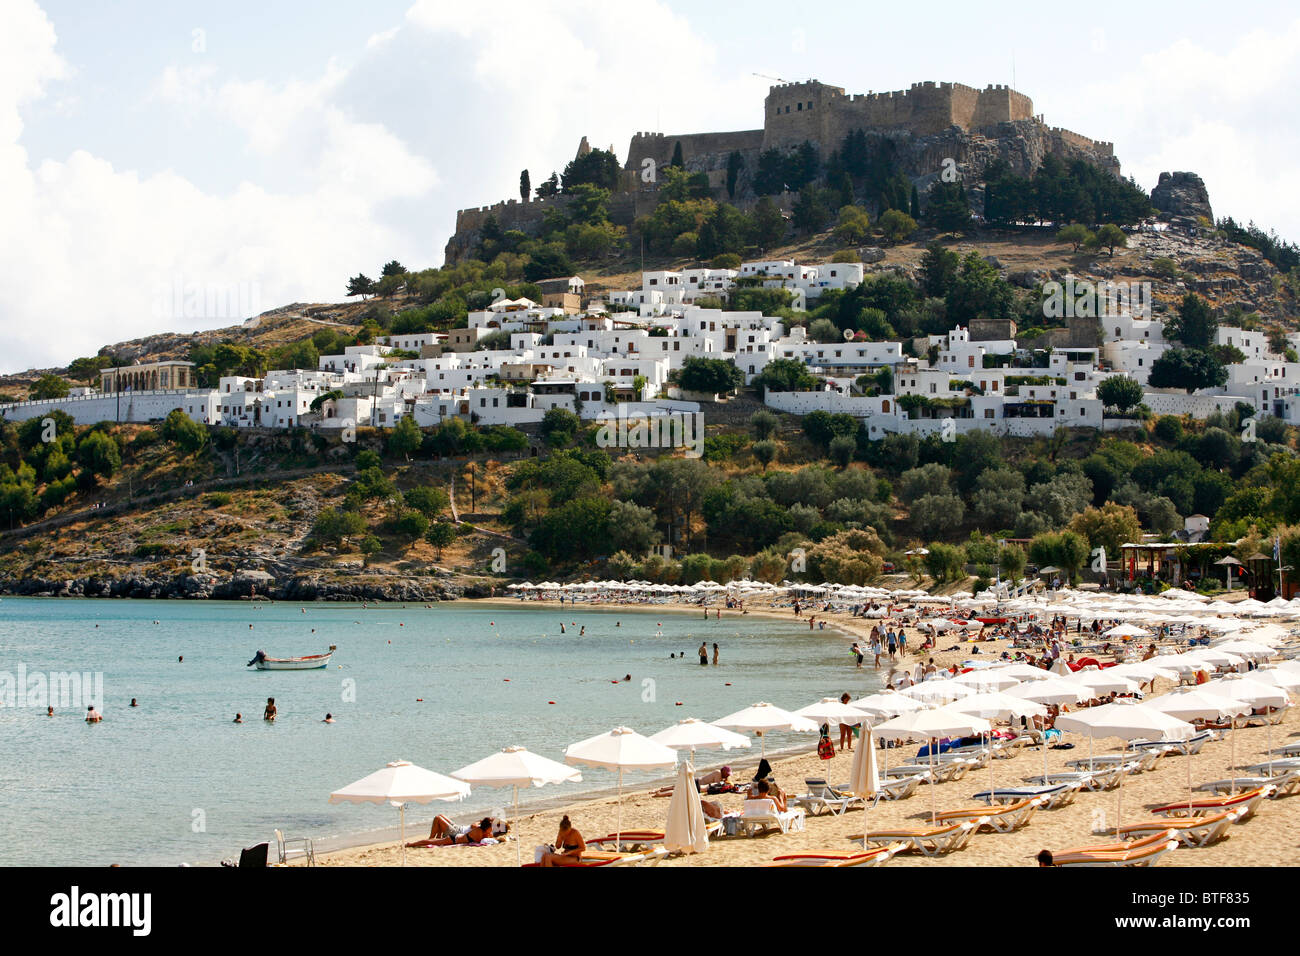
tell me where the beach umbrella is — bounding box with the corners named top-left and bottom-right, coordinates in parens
top-left (1144, 686), bottom-right (1248, 807)
top-left (713, 702), bottom-right (819, 758)
top-left (988, 663), bottom-right (1054, 682)
top-left (842, 724), bottom-right (880, 800)
top-left (793, 697), bottom-right (872, 727)
top-left (851, 691), bottom-right (925, 717)
top-left (564, 727), bottom-right (677, 850)
top-left (1209, 675), bottom-right (1290, 784)
top-left (1103, 624), bottom-right (1150, 639)
top-left (451, 746), bottom-right (583, 867)
top-left (1249, 666), bottom-right (1300, 692)
top-left (663, 759), bottom-right (709, 855)
top-left (329, 760), bottom-right (470, 866)
top-left (949, 670), bottom-right (1021, 692)
top-left (900, 679), bottom-right (975, 703)
top-left (648, 717), bottom-right (752, 756)
top-left (949, 692), bottom-right (1048, 794)
top-left (872, 707), bottom-right (993, 823)
top-left (1056, 701), bottom-right (1194, 834)
top-left (1065, 670), bottom-right (1142, 697)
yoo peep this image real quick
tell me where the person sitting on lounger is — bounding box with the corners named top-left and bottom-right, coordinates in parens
top-left (408, 815), bottom-right (498, 847)
top-left (537, 816), bottom-right (585, 866)
top-left (755, 779), bottom-right (787, 813)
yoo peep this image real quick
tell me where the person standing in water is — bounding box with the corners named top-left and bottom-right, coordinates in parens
top-left (264, 698), bottom-right (277, 721)
top-left (712, 643), bottom-right (719, 666)
top-left (698, 642), bottom-right (708, 666)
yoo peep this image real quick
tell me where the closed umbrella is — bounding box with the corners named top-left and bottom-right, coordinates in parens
top-left (564, 727), bottom-right (677, 850)
top-left (329, 760), bottom-right (470, 866)
top-left (664, 759), bottom-right (709, 855)
top-left (713, 702), bottom-right (819, 758)
top-left (451, 746), bottom-right (582, 867)
top-left (843, 724), bottom-right (881, 800)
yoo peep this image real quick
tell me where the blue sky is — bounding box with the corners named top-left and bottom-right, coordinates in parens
top-left (4, 0), bottom-right (1299, 372)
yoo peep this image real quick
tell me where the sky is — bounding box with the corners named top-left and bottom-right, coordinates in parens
top-left (3, 0), bottom-right (1300, 373)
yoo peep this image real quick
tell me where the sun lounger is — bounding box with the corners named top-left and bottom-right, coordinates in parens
top-left (1051, 838), bottom-right (1179, 867)
top-left (885, 765), bottom-right (934, 783)
top-left (1068, 750), bottom-right (1161, 773)
top-left (859, 821), bottom-right (979, 857)
top-left (1195, 772), bottom-right (1300, 797)
top-left (1243, 706), bottom-right (1289, 727)
top-left (870, 774), bottom-right (924, 803)
top-left (936, 749), bottom-right (990, 769)
top-left (792, 778), bottom-right (864, 817)
top-left (1117, 810), bottom-right (1239, 848)
top-left (523, 848), bottom-right (659, 867)
top-left (1129, 730), bottom-right (1215, 756)
top-left (1151, 786), bottom-right (1275, 820)
top-left (739, 798), bottom-right (806, 836)
top-left (1050, 830), bottom-right (1175, 857)
top-left (1268, 742), bottom-right (1300, 757)
top-left (973, 782), bottom-right (1078, 809)
top-left (1239, 759), bottom-right (1300, 776)
top-left (936, 797), bottom-right (1042, 833)
top-left (274, 828), bottom-right (315, 866)
top-left (769, 843), bottom-right (903, 867)
top-left (1025, 767), bottom-right (1124, 791)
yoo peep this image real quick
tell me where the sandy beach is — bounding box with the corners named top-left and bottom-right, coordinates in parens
top-left (304, 593), bottom-right (1300, 867)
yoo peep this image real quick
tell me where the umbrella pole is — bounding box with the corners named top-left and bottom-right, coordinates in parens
top-left (617, 768), bottom-right (624, 850)
top-left (1230, 718), bottom-right (1236, 796)
top-left (514, 786), bottom-right (521, 868)
top-left (929, 737), bottom-right (936, 825)
top-left (400, 804), bottom-right (407, 868)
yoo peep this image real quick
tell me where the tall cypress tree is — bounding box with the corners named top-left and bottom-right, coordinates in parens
top-left (910, 184), bottom-right (921, 219)
top-left (519, 169), bottom-right (530, 202)
top-left (670, 141), bottom-right (685, 169)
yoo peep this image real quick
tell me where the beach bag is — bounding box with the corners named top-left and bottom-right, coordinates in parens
top-left (817, 735), bottom-right (835, 760)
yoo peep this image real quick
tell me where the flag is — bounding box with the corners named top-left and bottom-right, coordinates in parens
top-left (1275, 536), bottom-right (1282, 563)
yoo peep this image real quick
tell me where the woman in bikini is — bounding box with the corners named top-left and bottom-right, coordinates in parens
top-left (407, 815), bottom-right (496, 847)
top-left (537, 815), bottom-right (585, 866)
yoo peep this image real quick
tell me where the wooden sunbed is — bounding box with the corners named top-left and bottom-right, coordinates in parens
top-left (1051, 838), bottom-right (1179, 867)
top-left (1151, 785), bottom-right (1274, 821)
top-left (858, 821), bottom-right (980, 857)
top-left (1116, 810), bottom-right (1239, 848)
top-left (769, 843), bottom-right (904, 867)
top-left (935, 797), bottom-right (1041, 833)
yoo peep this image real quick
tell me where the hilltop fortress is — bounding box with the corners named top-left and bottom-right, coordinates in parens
top-left (446, 79), bottom-right (1120, 262)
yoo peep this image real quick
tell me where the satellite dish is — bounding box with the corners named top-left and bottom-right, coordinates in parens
top-left (843, 329), bottom-right (854, 341)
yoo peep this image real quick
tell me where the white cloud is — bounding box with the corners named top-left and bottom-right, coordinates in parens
top-left (1051, 20), bottom-right (1300, 236)
top-left (0, 0), bottom-right (438, 373)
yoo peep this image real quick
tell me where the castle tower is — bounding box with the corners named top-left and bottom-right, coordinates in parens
top-left (575, 136), bottom-right (591, 160)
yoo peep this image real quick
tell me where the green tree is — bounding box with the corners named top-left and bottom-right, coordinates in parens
top-left (426, 521), bottom-right (457, 556)
top-left (833, 205), bottom-right (871, 244)
top-left (346, 274), bottom-right (376, 299)
top-left (750, 410), bottom-right (779, 440)
top-left (1163, 293), bottom-right (1218, 350)
top-left (1097, 376), bottom-right (1144, 415)
top-left (676, 357), bottom-right (743, 395)
top-left (540, 407), bottom-right (580, 448)
top-left (76, 430), bottom-right (120, 479)
top-left (312, 507), bottom-right (368, 545)
top-left (386, 415), bottom-right (422, 461)
top-left (561, 148), bottom-right (620, 191)
top-left (1148, 348), bottom-right (1228, 393)
top-left (924, 181), bottom-right (971, 232)
top-left (404, 485), bottom-right (448, 518)
top-left (1093, 223), bottom-right (1127, 256)
top-left (752, 439), bottom-right (778, 471)
top-left (159, 409), bottom-right (207, 454)
top-left (828, 434), bottom-right (856, 468)
top-left (29, 375), bottom-right (70, 401)
top-left (749, 198), bottom-right (786, 251)
top-left (519, 169), bottom-right (530, 203)
top-left (1058, 223), bottom-right (1094, 252)
top-left (876, 208), bottom-right (917, 245)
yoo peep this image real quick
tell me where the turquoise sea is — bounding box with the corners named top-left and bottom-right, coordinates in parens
top-left (0, 598), bottom-right (878, 866)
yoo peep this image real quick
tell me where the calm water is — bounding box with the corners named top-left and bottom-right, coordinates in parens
top-left (0, 598), bottom-right (877, 866)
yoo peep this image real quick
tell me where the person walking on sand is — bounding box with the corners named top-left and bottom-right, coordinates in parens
top-left (838, 693), bottom-right (855, 753)
top-left (698, 642), bottom-right (709, 666)
top-left (870, 635), bottom-right (882, 669)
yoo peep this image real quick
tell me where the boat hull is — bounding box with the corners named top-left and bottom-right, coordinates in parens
top-left (254, 653), bottom-right (333, 671)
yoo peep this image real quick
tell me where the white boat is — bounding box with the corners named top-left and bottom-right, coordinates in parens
top-left (248, 646), bottom-right (336, 670)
